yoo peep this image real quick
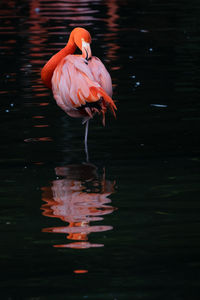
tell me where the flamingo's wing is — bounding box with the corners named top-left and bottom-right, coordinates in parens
top-left (88, 56), bottom-right (113, 98)
top-left (52, 55), bottom-right (116, 120)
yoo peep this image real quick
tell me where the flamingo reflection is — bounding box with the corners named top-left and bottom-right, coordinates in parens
top-left (41, 163), bottom-right (116, 249)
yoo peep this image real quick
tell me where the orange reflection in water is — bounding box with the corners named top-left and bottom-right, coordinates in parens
top-left (74, 269), bottom-right (88, 274)
top-left (105, 0), bottom-right (120, 62)
top-left (41, 163), bottom-right (116, 249)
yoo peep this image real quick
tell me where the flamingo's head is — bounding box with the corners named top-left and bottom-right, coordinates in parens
top-left (70, 27), bottom-right (92, 61)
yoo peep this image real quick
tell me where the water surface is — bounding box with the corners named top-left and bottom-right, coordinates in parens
top-left (0, 0), bottom-right (200, 299)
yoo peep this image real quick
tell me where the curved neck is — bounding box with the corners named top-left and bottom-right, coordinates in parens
top-left (41, 35), bottom-right (76, 89)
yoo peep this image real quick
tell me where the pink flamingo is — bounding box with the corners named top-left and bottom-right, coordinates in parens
top-left (41, 27), bottom-right (116, 158)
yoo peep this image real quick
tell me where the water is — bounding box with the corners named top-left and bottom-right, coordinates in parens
top-left (0, 0), bottom-right (200, 299)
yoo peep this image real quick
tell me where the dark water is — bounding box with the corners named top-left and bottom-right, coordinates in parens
top-left (0, 0), bottom-right (200, 299)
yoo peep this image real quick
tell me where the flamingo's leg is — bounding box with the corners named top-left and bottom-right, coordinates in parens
top-left (84, 119), bottom-right (89, 162)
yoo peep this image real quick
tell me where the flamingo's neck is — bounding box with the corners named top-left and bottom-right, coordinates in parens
top-left (41, 36), bottom-right (76, 89)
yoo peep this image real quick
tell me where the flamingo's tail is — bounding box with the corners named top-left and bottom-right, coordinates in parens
top-left (89, 86), bottom-right (117, 126)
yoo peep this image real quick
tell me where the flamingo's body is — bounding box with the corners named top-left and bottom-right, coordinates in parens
top-left (52, 54), bottom-right (115, 123)
top-left (41, 27), bottom-right (116, 154)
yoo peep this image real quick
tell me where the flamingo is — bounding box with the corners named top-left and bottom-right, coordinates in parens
top-left (41, 27), bottom-right (117, 159)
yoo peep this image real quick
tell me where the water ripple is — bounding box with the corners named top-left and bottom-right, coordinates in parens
top-left (41, 163), bottom-right (116, 249)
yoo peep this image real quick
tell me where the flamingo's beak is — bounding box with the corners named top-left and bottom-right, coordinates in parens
top-left (82, 40), bottom-right (92, 61)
